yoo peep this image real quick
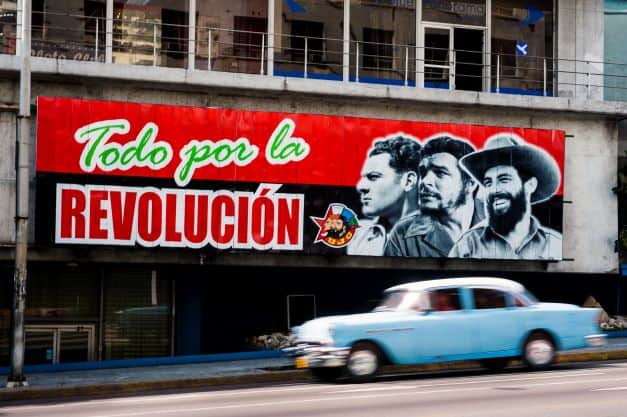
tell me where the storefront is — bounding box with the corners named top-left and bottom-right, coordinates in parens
top-left (0, 95), bottom-right (582, 366)
top-left (0, 0), bottom-right (621, 368)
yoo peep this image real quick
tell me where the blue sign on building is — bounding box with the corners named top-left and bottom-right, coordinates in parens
top-left (516, 41), bottom-right (529, 56)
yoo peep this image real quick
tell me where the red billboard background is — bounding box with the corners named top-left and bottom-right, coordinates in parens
top-left (36, 97), bottom-right (565, 195)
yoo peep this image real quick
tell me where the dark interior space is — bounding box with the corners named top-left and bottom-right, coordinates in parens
top-left (173, 265), bottom-right (624, 355)
top-left (0, 263), bottom-right (622, 363)
top-left (454, 28), bottom-right (484, 92)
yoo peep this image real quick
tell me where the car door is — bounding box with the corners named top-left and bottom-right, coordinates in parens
top-left (468, 287), bottom-right (522, 355)
top-left (415, 287), bottom-right (474, 361)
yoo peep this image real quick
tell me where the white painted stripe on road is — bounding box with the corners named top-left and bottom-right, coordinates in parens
top-left (329, 371), bottom-right (605, 394)
top-left (327, 385), bottom-right (419, 394)
top-left (591, 386), bottom-right (627, 391)
top-left (523, 376), bottom-right (627, 389)
top-left (0, 371), bottom-right (607, 412)
top-left (0, 383), bottom-right (327, 411)
top-left (80, 387), bottom-right (493, 417)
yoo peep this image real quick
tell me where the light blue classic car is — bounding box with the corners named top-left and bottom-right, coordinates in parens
top-left (287, 277), bottom-right (606, 382)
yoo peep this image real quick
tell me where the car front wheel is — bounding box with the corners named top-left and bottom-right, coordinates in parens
top-left (523, 332), bottom-right (555, 370)
top-left (346, 342), bottom-right (380, 382)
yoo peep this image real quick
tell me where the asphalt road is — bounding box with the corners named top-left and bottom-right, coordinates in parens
top-left (4, 362), bottom-right (627, 417)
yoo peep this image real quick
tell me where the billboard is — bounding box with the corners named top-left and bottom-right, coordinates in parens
top-left (36, 97), bottom-right (565, 260)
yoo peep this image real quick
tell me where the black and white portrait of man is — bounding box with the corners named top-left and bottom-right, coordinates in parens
top-left (450, 134), bottom-right (563, 260)
top-left (347, 135), bottom-right (421, 256)
top-left (384, 135), bottom-right (484, 258)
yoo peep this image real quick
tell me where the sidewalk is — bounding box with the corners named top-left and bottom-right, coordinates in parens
top-left (2, 338), bottom-right (627, 402)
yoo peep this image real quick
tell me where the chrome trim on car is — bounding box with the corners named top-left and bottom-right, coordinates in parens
top-left (585, 334), bottom-right (608, 347)
top-left (284, 342), bottom-right (350, 368)
top-left (366, 327), bottom-right (414, 334)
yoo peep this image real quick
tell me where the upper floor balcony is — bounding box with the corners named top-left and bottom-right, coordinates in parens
top-left (0, 7), bottom-right (626, 112)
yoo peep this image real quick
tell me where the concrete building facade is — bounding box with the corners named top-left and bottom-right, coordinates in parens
top-left (0, 0), bottom-right (625, 366)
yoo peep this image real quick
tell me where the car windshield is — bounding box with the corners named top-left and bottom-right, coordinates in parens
top-left (374, 290), bottom-right (408, 311)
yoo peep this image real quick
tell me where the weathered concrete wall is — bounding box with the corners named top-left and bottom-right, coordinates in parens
top-left (557, 117), bottom-right (618, 273)
top-left (0, 78), bottom-right (37, 246)
top-left (558, 0), bottom-right (605, 100)
top-left (2, 79), bottom-right (610, 274)
top-left (0, 110), bottom-right (16, 243)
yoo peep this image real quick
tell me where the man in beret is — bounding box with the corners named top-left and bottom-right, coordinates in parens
top-left (384, 135), bottom-right (483, 257)
top-left (449, 134), bottom-right (563, 260)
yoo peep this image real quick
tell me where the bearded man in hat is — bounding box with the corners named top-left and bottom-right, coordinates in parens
top-left (449, 134), bottom-right (562, 260)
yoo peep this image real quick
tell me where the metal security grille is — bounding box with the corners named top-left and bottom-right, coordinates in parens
top-left (103, 269), bottom-right (172, 360)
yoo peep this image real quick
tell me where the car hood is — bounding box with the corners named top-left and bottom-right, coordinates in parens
top-left (295, 311), bottom-right (408, 342)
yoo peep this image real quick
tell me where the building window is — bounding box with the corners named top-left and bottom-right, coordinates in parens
top-left (362, 28), bottom-right (393, 70)
top-left (290, 20), bottom-right (324, 64)
top-left (196, 0), bottom-right (268, 74)
top-left (351, 0), bottom-right (416, 84)
top-left (274, 0), bottom-right (343, 80)
top-left (233, 16), bottom-right (267, 58)
top-left (491, 0), bottom-right (554, 95)
top-left (113, 0), bottom-right (189, 68)
top-left (0, 1), bottom-right (17, 55)
top-left (31, 0), bottom-right (106, 62)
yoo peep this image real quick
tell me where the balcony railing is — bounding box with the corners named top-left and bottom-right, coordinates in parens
top-left (2, 12), bottom-right (627, 102)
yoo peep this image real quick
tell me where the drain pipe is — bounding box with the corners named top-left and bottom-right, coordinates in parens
top-left (7, 0), bottom-right (32, 388)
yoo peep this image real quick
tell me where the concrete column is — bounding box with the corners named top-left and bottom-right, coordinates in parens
top-left (15, 0), bottom-right (22, 56)
top-left (343, 0), bottom-right (349, 82)
top-left (484, 0), bottom-right (491, 93)
top-left (188, 0), bottom-right (196, 70)
top-left (105, 0), bottom-right (113, 63)
top-left (0, 112), bottom-right (16, 243)
top-left (557, 0), bottom-right (604, 100)
top-left (267, 0), bottom-right (275, 76)
top-left (7, 0), bottom-right (31, 388)
top-left (416, 0), bottom-right (421, 87)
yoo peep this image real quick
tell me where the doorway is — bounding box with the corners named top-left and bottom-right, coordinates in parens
top-left (423, 26), bottom-right (451, 89)
top-left (421, 25), bottom-right (485, 92)
top-left (454, 28), bottom-right (484, 92)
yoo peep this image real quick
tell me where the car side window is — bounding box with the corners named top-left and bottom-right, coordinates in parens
top-left (473, 288), bottom-right (507, 309)
top-left (431, 288), bottom-right (461, 311)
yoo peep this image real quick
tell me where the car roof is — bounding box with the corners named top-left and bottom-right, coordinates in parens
top-left (385, 277), bottom-right (525, 293)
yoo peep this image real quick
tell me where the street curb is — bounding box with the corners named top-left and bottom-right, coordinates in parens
top-left (0, 370), bottom-right (312, 402)
top-left (2, 350), bottom-right (627, 402)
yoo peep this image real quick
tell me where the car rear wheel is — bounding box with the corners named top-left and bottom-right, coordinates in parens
top-left (523, 332), bottom-right (555, 370)
top-left (346, 342), bottom-right (380, 382)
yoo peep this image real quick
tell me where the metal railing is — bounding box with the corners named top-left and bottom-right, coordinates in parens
top-left (196, 25), bottom-right (268, 75)
top-left (30, 11), bottom-right (105, 62)
top-left (2, 11), bottom-right (627, 102)
top-left (272, 32), bottom-right (343, 80)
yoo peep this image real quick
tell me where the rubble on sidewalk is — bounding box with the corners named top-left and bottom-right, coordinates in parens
top-left (583, 295), bottom-right (626, 331)
top-left (250, 333), bottom-right (295, 350)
